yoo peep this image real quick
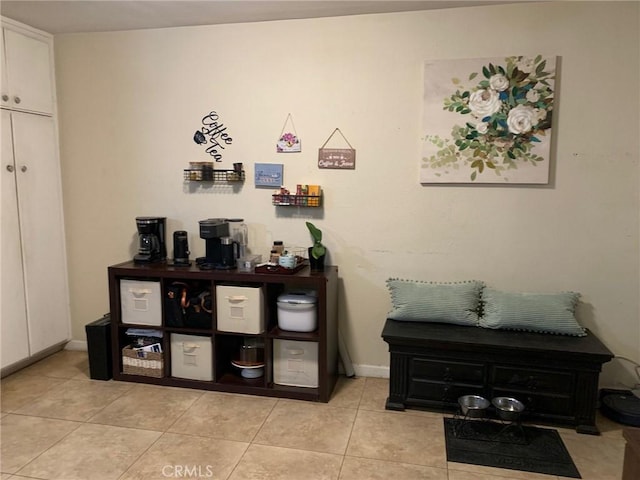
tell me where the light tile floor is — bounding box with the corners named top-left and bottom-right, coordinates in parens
top-left (0, 350), bottom-right (627, 480)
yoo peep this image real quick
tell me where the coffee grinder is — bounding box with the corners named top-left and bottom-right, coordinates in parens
top-left (171, 230), bottom-right (191, 266)
top-left (197, 218), bottom-right (238, 270)
top-left (134, 216), bottom-right (166, 264)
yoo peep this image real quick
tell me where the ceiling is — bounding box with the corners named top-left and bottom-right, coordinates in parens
top-left (0, 0), bottom-right (520, 35)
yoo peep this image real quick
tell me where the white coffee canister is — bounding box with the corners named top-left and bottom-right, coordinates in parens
top-left (277, 292), bottom-right (317, 332)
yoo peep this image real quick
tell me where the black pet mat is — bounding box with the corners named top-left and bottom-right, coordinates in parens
top-left (444, 418), bottom-right (581, 478)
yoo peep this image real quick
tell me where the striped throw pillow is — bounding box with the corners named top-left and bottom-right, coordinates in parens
top-left (479, 289), bottom-right (586, 336)
top-left (386, 278), bottom-right (483, 326)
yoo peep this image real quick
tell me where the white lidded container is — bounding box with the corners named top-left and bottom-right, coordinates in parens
top-left (273, 339), bottom-right (318, 388)
top-left (277, 292), bottom-right (317, 332)
top-left (120, 279), bottom-right (161, 326)
top-left (170, 333), bottom-right (213, 381)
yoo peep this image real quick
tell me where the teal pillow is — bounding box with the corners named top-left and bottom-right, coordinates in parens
top-left (386, 278), bottom-right (483, 326)
top-left (479, 289), bottom-right (586, 336)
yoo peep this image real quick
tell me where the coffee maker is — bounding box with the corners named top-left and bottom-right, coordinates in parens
top-left (197, 218), bottom-right (238, 270)
top-left (134, 217), bottom-right (166, 264)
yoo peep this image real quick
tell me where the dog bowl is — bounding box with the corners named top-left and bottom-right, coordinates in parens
top-left (492, 396), bottom-right (525, 421)
top-left (458, 395), bottom-right (490, 418)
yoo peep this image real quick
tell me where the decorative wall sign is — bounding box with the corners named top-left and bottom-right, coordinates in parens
top-left (318, 128), bottom-right (356, 169)
top-left (421, 55), bottom-right (556, 184)
top-left (277, 113), bottom-right (301, 153)
top-left (193, 110), bottom-right (233, 162)
top-left (255, 163), bottom-right (284, 188)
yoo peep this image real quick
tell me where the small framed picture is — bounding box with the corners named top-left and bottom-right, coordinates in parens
top-left (255, 163), bottom-right (283, 188)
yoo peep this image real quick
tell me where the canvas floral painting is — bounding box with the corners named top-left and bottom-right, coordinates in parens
top-left (421, 55), bottom-right (556, 184)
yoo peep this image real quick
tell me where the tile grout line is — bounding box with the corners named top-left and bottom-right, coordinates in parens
top-left (224, 394), bottom-right (281, 479)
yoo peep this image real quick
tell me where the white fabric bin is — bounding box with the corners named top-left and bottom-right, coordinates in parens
top-left (170, 333), bottom-right (213, 381)
top-left (216, 285), bottom-right (264, 334)
top-left (120, 279), bottom-right (161, 326)
top-left (273, 339), bottom-right (318, 388)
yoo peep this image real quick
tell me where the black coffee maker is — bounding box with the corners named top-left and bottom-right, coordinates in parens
top-left (196, 218), bottom-right (238, 270)
top-left (134, 217), bottom-right (166, 264)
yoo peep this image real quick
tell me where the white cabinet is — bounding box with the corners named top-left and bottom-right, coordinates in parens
top-left (1, 18), bottom-right (69, 373)
top-left (1, 110), bottom-right (71, 370)
top-left (1, 22), bottom-right (54, 115)
top-left (1, 110), bottom-right (29, 367)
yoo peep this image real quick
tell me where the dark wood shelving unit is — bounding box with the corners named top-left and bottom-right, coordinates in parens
top-left (108, 261), bottom-right (339, 402)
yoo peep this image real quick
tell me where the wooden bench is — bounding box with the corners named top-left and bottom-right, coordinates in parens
top-left (381, 318), bottom-right (614, 434)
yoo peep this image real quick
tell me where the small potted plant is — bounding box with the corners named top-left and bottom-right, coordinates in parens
top-left (306, 221), bottom-right (326, 272)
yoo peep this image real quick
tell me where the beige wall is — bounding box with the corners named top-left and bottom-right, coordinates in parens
top-left (54, 1), bottom-right (639, 385)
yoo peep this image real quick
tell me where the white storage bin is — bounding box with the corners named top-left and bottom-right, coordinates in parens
top-left (273, 339), bottom-right (318, 388)
top-left (120, 279), bottom-right (161, 326)
top-left (277, 292), bottom-right (317, 332)
top-left (216, 285), bottom-right (264, 334)
top-left (170, 333), bottom-right (213, 381)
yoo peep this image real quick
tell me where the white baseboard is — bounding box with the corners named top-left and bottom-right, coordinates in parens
top-left (353, 364), bottom-right (389, 378)
top-left (65, 340), bottom-right (88, 351)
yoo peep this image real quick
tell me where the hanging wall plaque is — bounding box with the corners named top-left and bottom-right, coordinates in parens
top-left (277, 113), bottom-right (301, 153)
top-left (318, 128), bottom-right (356, 169)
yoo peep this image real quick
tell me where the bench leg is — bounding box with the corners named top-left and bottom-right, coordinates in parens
top-left (386, 353), bottom-right (408, 411)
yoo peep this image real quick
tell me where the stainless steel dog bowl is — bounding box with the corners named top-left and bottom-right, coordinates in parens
top-left (492, 396), bottom-right (525, 421)
top-left (458, 395), bottom-right (490, 417)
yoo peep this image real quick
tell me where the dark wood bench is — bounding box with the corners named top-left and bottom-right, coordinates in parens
top-left (381, 318), bottom-right (614, 434)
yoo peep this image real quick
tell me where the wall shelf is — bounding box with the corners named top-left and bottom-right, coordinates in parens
top-left (272, 194), bottom-right (322, 207)
top-left (183, 169), bottom-right (245, 183)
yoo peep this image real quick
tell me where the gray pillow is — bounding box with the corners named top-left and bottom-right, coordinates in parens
top-left (386, 278), bottom-right (483, 326)
top-left (479, 288), bottom-right (586, 336)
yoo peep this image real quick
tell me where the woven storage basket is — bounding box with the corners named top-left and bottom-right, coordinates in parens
top-left (122, 345), bottom-right (164, 378)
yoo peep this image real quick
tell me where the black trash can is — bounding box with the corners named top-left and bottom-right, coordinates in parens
top-left (85, 314), bottom-right (112, 380)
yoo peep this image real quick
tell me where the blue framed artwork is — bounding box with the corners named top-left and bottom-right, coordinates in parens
top-left (255, 163), bottom-right (283, 188)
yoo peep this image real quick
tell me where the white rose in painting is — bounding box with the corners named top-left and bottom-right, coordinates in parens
top-left (516, 57), bottom-right (536, 74)
top-left (468, 89), bottom-right (502, 118)
top-left (507, 105), bottom-right (537, 134)
top-left (526, 89), bottom-right (540, 102)
top-left (476, 122), bottom-right (489, 134)
top-left (489, 74), bottom-right (509, 92)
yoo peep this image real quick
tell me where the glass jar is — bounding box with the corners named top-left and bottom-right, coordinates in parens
top-left (273, 241), bottom-right (284, 255)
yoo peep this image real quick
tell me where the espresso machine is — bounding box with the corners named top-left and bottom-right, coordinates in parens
top-left (197, 218), bottom-right (238, 270)
top-left (134, 216), bottom-right (166, 264)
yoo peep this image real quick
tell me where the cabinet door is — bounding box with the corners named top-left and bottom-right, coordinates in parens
top-left (12, 111), bottom-right (70, 354)
top-left (1, 109), bottom-right (30, 368)
top-left (1, 28), bottom-right (9, 109)
top-left (3, 28), bottom-right (54, 114)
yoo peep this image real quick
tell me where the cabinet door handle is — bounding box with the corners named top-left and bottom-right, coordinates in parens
top-left (13, 96), bottom-right (21, 104)
top-left (20, 165), bottom-right (27, 172)
top-left (1, 94), bottom-right (8, 102)
top-left (6, 164), bottom-right (14, 173)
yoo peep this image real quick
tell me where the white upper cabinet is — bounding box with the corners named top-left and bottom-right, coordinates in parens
top-left (1, 24), bottom-right (55, 115)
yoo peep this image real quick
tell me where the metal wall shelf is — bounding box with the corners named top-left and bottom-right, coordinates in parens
top-left (272, 194), bottom-right (322, 207)
top-left (183, 169), bottom-right (245, 183)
